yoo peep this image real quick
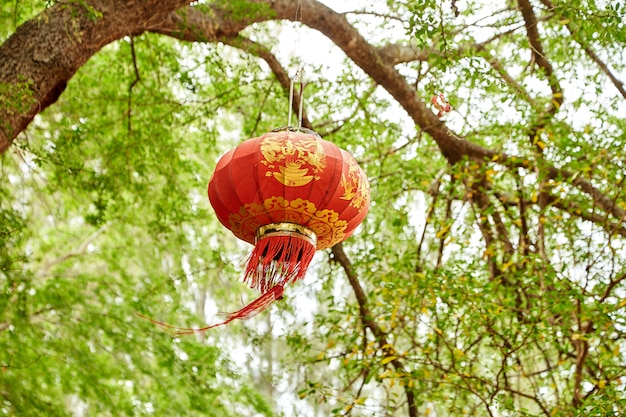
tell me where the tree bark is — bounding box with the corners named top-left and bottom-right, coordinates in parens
top-left (0, 0), bottom-right (192, 152)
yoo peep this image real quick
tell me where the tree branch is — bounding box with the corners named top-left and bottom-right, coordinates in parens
top-left (221, 36), bottom-right (310, 127)
top-left (331, 243), bottom-right (418, 417)
top-left (539, 0), bottom-right (626, 99)
top-left (516, 0), bottom-right (563, 150)
top-left (0, 0), bottom-right (194, 152)
top-left (37, 224), bottom-right (109, 277)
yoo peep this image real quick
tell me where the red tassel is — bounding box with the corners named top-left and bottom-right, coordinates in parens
top-left (137, 224), bottom-right (317, 333)
top-left (137, 284), bottom-right (285, 335)
top-left (244, 233), bottom-right (316, 293)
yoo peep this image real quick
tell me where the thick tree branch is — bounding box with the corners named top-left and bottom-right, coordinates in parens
top-left (517, 0), bottom-right (556, 81)
top-left (376, 43), bottom-right (429, 65)
top-left (302, 0), bottom-right (623, 251)
top-left (0, 0), bottom-right (193, 152)
top-left (147, 5), bottom-right (249, 42)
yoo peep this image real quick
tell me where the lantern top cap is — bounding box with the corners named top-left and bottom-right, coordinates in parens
top-left (271, 126), bottom-right (321, 137)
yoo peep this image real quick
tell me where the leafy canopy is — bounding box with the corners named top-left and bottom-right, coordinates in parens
top-left (1, 0), bottom-right (626, 416)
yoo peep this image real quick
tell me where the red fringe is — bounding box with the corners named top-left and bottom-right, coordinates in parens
top-left (244, 234), bottom-right (316, 293)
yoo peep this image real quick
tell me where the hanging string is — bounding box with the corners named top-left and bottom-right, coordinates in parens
top-left (298, 69), bottom-right (305, 128)
top-left (287, 68), bottom-right (306, 128)
top-left (287, 69), bottom-right (300, 127)
top-left (287, 0), bottom-right (305, 128)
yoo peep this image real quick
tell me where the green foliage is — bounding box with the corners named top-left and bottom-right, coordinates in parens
top-left (0, 0), bottom-right (49, 39)
top-left (1, 29), bottom-right (274, 417)
top-left (2, 0), bottom-right (626, 416)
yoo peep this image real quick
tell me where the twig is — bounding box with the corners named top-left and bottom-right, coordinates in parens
top-left (128, 36), bottom-right (141, 133)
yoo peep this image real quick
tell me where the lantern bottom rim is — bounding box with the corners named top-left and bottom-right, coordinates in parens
top-left (256, 222), bottom-right (317, 247)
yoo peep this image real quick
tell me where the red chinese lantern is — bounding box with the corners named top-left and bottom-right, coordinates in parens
top-left (141, 127), bottom-right (369, 333)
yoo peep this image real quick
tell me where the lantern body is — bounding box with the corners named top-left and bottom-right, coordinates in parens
top-left (206, 127), bottom-right (369, 327)
top-left (209, 128), bottom-right (369, 250)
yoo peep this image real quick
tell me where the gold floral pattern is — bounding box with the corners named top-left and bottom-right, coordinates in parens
top-left (228, 196), bottom-right (347, 249)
